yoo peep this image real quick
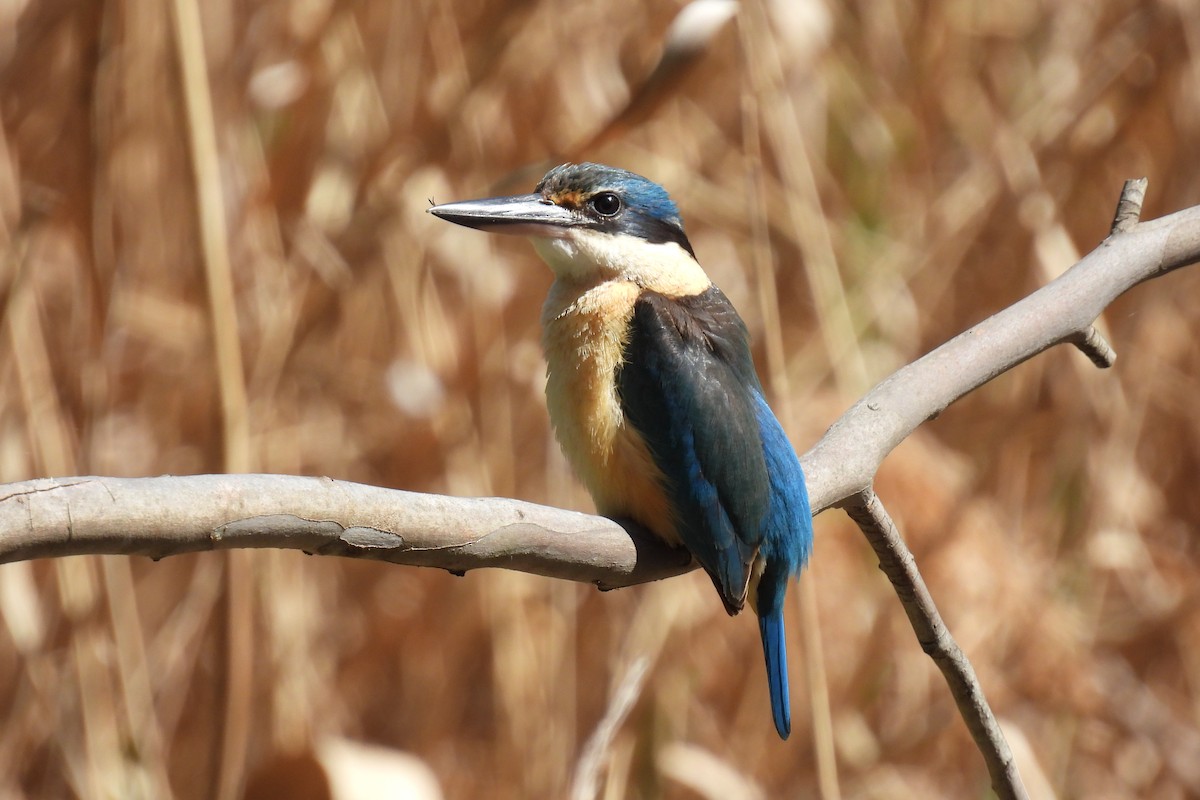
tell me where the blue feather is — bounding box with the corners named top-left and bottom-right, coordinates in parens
top-left (753, 393), bottom-right (813, 577)
top-left (536, 163), bottom-right (693, 253)
top-left (751, 392), bottom-right (813, 740)
top-left (610, 173), bottom-right (681, 225)
top-left (618, 290), bottom-right (768, 610)
top-left (616, 288), bottom-right (814, 738)
top-left (759, 609), bottom-right (792, 739)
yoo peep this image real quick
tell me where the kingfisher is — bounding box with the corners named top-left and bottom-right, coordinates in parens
top-left (429, 163), bottom-right (813, 739)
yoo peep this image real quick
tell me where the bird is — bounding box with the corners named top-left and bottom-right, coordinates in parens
top-left (428, 162), bottom-right (813, 739)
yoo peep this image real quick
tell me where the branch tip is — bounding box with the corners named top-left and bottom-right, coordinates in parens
top-left (1069, 326), bottom-right (1117, 369)
top-left (1110, 177), bottom-right (1149, 235)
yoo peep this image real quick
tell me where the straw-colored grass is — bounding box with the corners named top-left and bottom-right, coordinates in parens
top-left (2, 1), bottom-right (1199, 797)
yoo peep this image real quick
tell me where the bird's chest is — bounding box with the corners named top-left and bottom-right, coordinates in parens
top-left (540, 280), bottom-right (676, 540)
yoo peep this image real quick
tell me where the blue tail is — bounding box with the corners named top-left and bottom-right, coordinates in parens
top-left (750, 393), bottom-right (811, 740)
top-left (759, 609), bottom-right (791, 739)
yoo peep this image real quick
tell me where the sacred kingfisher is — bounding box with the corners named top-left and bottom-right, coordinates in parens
top-left (429, 163), bottom-right (813, 739)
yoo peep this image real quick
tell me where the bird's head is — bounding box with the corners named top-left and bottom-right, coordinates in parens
top-left (429, 163), bottom-right (708, 294)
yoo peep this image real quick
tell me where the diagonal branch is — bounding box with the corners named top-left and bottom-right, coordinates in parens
top-left (841, 489), bottom-right (1028, 800)
top-left (800, 181), bottom-right (1200, 509)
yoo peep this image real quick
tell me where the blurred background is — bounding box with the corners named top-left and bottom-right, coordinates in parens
top-left (1, 0), bottom-right (1199, 797)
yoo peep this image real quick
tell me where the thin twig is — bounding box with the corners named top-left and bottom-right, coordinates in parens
top-left (1068, 326), bottom-right (1117, 368)
top-left (1110, 177), bottom-right (1149, 234)
top-left (1064, 179), bottom-right (1150, 367)
top-left (840, 490), bottom-right (1028, 800)
top-left (570, 657), bottom-right (649, 800)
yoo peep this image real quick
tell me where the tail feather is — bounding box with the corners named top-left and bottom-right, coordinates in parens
top-left (758, 610), bottom-right (791, 739)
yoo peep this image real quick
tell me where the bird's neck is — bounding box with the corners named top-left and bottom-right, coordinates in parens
top-left (531, 230), bottom-right (710, 297)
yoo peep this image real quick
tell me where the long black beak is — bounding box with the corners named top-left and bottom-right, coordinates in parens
top-left (428, 193), bottom-right (578, 238)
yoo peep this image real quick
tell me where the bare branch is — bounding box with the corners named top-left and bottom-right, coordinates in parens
top-left (800, 195), bottom-right (1200, 508)
top-left (0, 474), bottom-right (690, 587)
top-left (1110, 177), bottom-right (1148, 234)
top-left (841, 489), bottom-right (1028, 800)
top-left (1068, 326), bottom-right (1117, 369)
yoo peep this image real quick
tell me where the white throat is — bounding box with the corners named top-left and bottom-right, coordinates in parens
top-left (531, 229), bottom-right (710, 296)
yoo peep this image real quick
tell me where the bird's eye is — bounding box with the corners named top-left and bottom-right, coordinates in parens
top-left (590, 192), bottom-right (622, 217)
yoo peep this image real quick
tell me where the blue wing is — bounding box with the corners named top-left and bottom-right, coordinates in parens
top-left (616, 287), bottom-right (774, 613)
top-left (752, 392), bottom-right (814, 739)
top-left (752, 392), bottom-right (814, 593)
top-left (618, 286), bottom-right (815, 740)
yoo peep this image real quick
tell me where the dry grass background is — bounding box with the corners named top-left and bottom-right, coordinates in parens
top-left (1, 0), bottom-right (1199, 798)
